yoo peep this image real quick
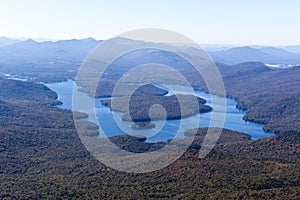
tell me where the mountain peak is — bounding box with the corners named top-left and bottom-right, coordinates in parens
top-left (23, 39), bottom-right (38, 44)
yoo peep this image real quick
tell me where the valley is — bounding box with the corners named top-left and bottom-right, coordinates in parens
top-left (0, 38), bottom-right (299, 199)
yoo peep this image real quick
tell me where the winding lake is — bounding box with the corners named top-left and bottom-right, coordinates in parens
top-left (47, 80), bottom-right (274, 142)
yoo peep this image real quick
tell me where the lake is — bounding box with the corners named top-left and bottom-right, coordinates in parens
top-left (46, 80), bottom-right (274, 142)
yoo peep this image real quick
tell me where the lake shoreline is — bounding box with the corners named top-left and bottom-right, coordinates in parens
top-left (46, 80), bottom-right (275, 142)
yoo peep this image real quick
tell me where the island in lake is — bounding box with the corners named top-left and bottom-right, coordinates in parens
top-left (131, 122), bottom-right (156, 129)
top-left (101, 93), bottom-right (212, 123)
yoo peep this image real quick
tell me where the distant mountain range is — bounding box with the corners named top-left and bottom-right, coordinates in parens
top-left (209, 46), bottom-right (300, 65)
top-left (1, 36), bottom-right (300, 66)
top-left (0, 37), bottom-right (101, 64)
top-left (0, 37), bottom-right (101, 81)
top-left (0, 37), bottom-right (21, 47)
top-left (0, 36), bottom-right (299, 83)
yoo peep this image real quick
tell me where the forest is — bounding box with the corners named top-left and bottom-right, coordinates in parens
top-left (0, 40), bottom-right (299, 199)
top-left (0, 78), bottom-right (299, 199)
top-left (184, 62), bottom-right (300, 133)
top-left (101, 93), bottom-right (211, 122)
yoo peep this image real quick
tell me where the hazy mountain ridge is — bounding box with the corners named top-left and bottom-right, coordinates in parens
top-left (0, 37), bottom-right (21, 47)
top-left (0, 36), bottom-right (299, 82)
top-left (209, 46), bottom-right (300, 65)
top-left (0, 38), bottom-right (101, 82)
top-left (0, 37), bottom-right (101, 63)
top-left (284, 45), bottom-right (300, 54)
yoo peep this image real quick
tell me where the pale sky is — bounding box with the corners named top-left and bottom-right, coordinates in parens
top-left (0, 0), bottom-right (300, 45)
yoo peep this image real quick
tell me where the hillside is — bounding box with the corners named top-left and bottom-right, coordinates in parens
top-left (0, 79), bottom-right (299, 199)
top-left (185, 62), bottom-right (300, 133)
top-left (0, 78), bottom-right (59, 105)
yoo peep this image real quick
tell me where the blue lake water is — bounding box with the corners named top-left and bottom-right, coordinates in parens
top-left (46, 80), bottom-right (275, 142)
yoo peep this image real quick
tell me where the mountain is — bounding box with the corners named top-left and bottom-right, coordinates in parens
top-left (0, 37), bottom-right (20, 47)
top-left (1, 37), bottom-right (300, 82)
top-left (209, 46), bottom-right (300, 65)
top-left (0, 38), bottom-right (101, 82)
top-left (284, 45), bottom-right (300, 54)
top-left (260, 47), bottom-right (300, 59)
top-left (209, 46), bottom-right (270, 64)
top-left (202, 44), bottom-right (240, 51)
top-left (0, 38), bottom-right (101, 63)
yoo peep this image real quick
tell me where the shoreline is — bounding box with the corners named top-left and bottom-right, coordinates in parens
top-left (46, 80), bottom-right (275, 141)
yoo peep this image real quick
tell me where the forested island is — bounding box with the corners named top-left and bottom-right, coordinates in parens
top-left (131, 122), bottom-right (156, 129)
top-left (101, 94), bottom-right (212, 122)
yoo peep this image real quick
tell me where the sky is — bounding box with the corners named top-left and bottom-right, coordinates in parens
top-left (0, 0), bottom-right (300, 45)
